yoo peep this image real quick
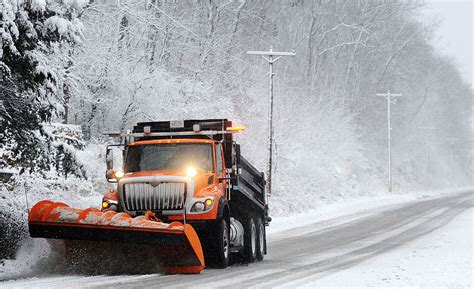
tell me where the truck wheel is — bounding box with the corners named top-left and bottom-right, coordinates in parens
top-left (205, 219), bottom-right (230, 268)
top-left (256, 217), bottom-right (265, 261)
top-left (243, 217), bottom-right (257, 262)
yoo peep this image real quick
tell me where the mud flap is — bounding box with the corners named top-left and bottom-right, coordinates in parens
top-left (28, 201), bottom-right (205, 274)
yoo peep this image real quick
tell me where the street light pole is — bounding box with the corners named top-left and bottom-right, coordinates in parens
top-left (376, 90), bottom-right (401, 192)
top-left (446, 137), bottom-right (458, 186)
top-left (420, 126), bottom-right (436, 189)
top-left (247, 47), bottom-right (295, 202)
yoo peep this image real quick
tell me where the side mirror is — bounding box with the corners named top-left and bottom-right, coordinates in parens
top-left (106, 169), bottom-right (117, 182)
top-left (106, 148), bottom-right (114, 170)
top-left (105, 145), bottom-right (124, 183)
top-left (234, 144), bottom-right (241, 172)
top-left (234, 144), bottom-right (241, 159)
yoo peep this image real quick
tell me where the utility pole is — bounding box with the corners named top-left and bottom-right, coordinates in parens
top-left (446, 137), bottom-right (459, 186)
top-left (376, 90), bottom-right (401, 192)
top-left (420, 127), bottom-right (436, 189)
top-left (247, 47), bottom-right (296, 201)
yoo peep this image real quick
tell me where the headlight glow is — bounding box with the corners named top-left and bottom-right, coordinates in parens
top-left (114, 170), bottom-right (124, 178)
top-left (186, 167), bottom-right (197, 177)
top-left (102, 201), bottom-right (109, 208)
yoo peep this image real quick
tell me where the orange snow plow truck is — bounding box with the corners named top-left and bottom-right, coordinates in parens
top-left (28, 119), bottom-right (269, 274)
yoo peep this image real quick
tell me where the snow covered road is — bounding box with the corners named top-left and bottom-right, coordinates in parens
top-left (1, 190), bottom-right (472, 288)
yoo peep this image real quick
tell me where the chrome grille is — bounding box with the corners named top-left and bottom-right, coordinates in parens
top-left (123, 182), bottom-right (186, 211)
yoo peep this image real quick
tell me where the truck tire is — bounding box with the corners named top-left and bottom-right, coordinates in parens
top-left (243, 217), bottom-right (257, 262)
top-left (256, 216), bottom-right (265, 261)
top-left (205, 219), bottom-right (230, 268)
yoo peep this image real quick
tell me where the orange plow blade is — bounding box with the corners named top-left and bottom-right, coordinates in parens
top-left (28, 200), bottom-right (205, 274)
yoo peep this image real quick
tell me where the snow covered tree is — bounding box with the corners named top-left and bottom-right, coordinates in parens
top-left (69, 0), bottom-right (472, 194)
top-left (0, 0), bottom-right (87, 176)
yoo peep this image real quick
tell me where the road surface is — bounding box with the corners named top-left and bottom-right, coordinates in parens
top-left (1, 190), bottom-right (472, 288)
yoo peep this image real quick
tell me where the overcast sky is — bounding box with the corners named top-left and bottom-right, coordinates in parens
top-left (422, 0), bottom-right (473, 87)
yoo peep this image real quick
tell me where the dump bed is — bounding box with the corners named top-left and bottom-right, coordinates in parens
top-left (231, 156), bottom-right (265, 210)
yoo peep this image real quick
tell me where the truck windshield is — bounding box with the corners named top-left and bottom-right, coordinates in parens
top-left (125, 143), bottom-right (213, 173)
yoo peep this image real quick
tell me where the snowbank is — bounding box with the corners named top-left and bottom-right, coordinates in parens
top-left (0, 139), bottom-right (106, 272)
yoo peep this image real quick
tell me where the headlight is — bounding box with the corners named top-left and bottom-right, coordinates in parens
top-left (190, 198), bottom-right (215, 212)
top-left (193, 202), bottom-right (205, 211)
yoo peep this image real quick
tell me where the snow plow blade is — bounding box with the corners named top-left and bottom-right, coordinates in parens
top-left (28, 200), bottom-right (205, 274)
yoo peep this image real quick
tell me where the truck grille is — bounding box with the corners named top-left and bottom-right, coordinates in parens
top-left (123, 182), bottom-right (186, 211)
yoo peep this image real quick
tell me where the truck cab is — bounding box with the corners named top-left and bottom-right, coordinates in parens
top-left (102, 119), bottom-right (268, 268)
top-left (104, 138), bottom-right (227, 222)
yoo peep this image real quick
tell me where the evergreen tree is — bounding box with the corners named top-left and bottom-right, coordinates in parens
top-left (0, 0), bottom-right (87, 176)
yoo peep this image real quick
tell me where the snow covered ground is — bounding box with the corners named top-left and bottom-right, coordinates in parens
top-left (0, 187), bottom-right (452, 280)
top-left (1, 188), bottom-right (471, 288)
top-left (314, 207), bottom-right (473, 288)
